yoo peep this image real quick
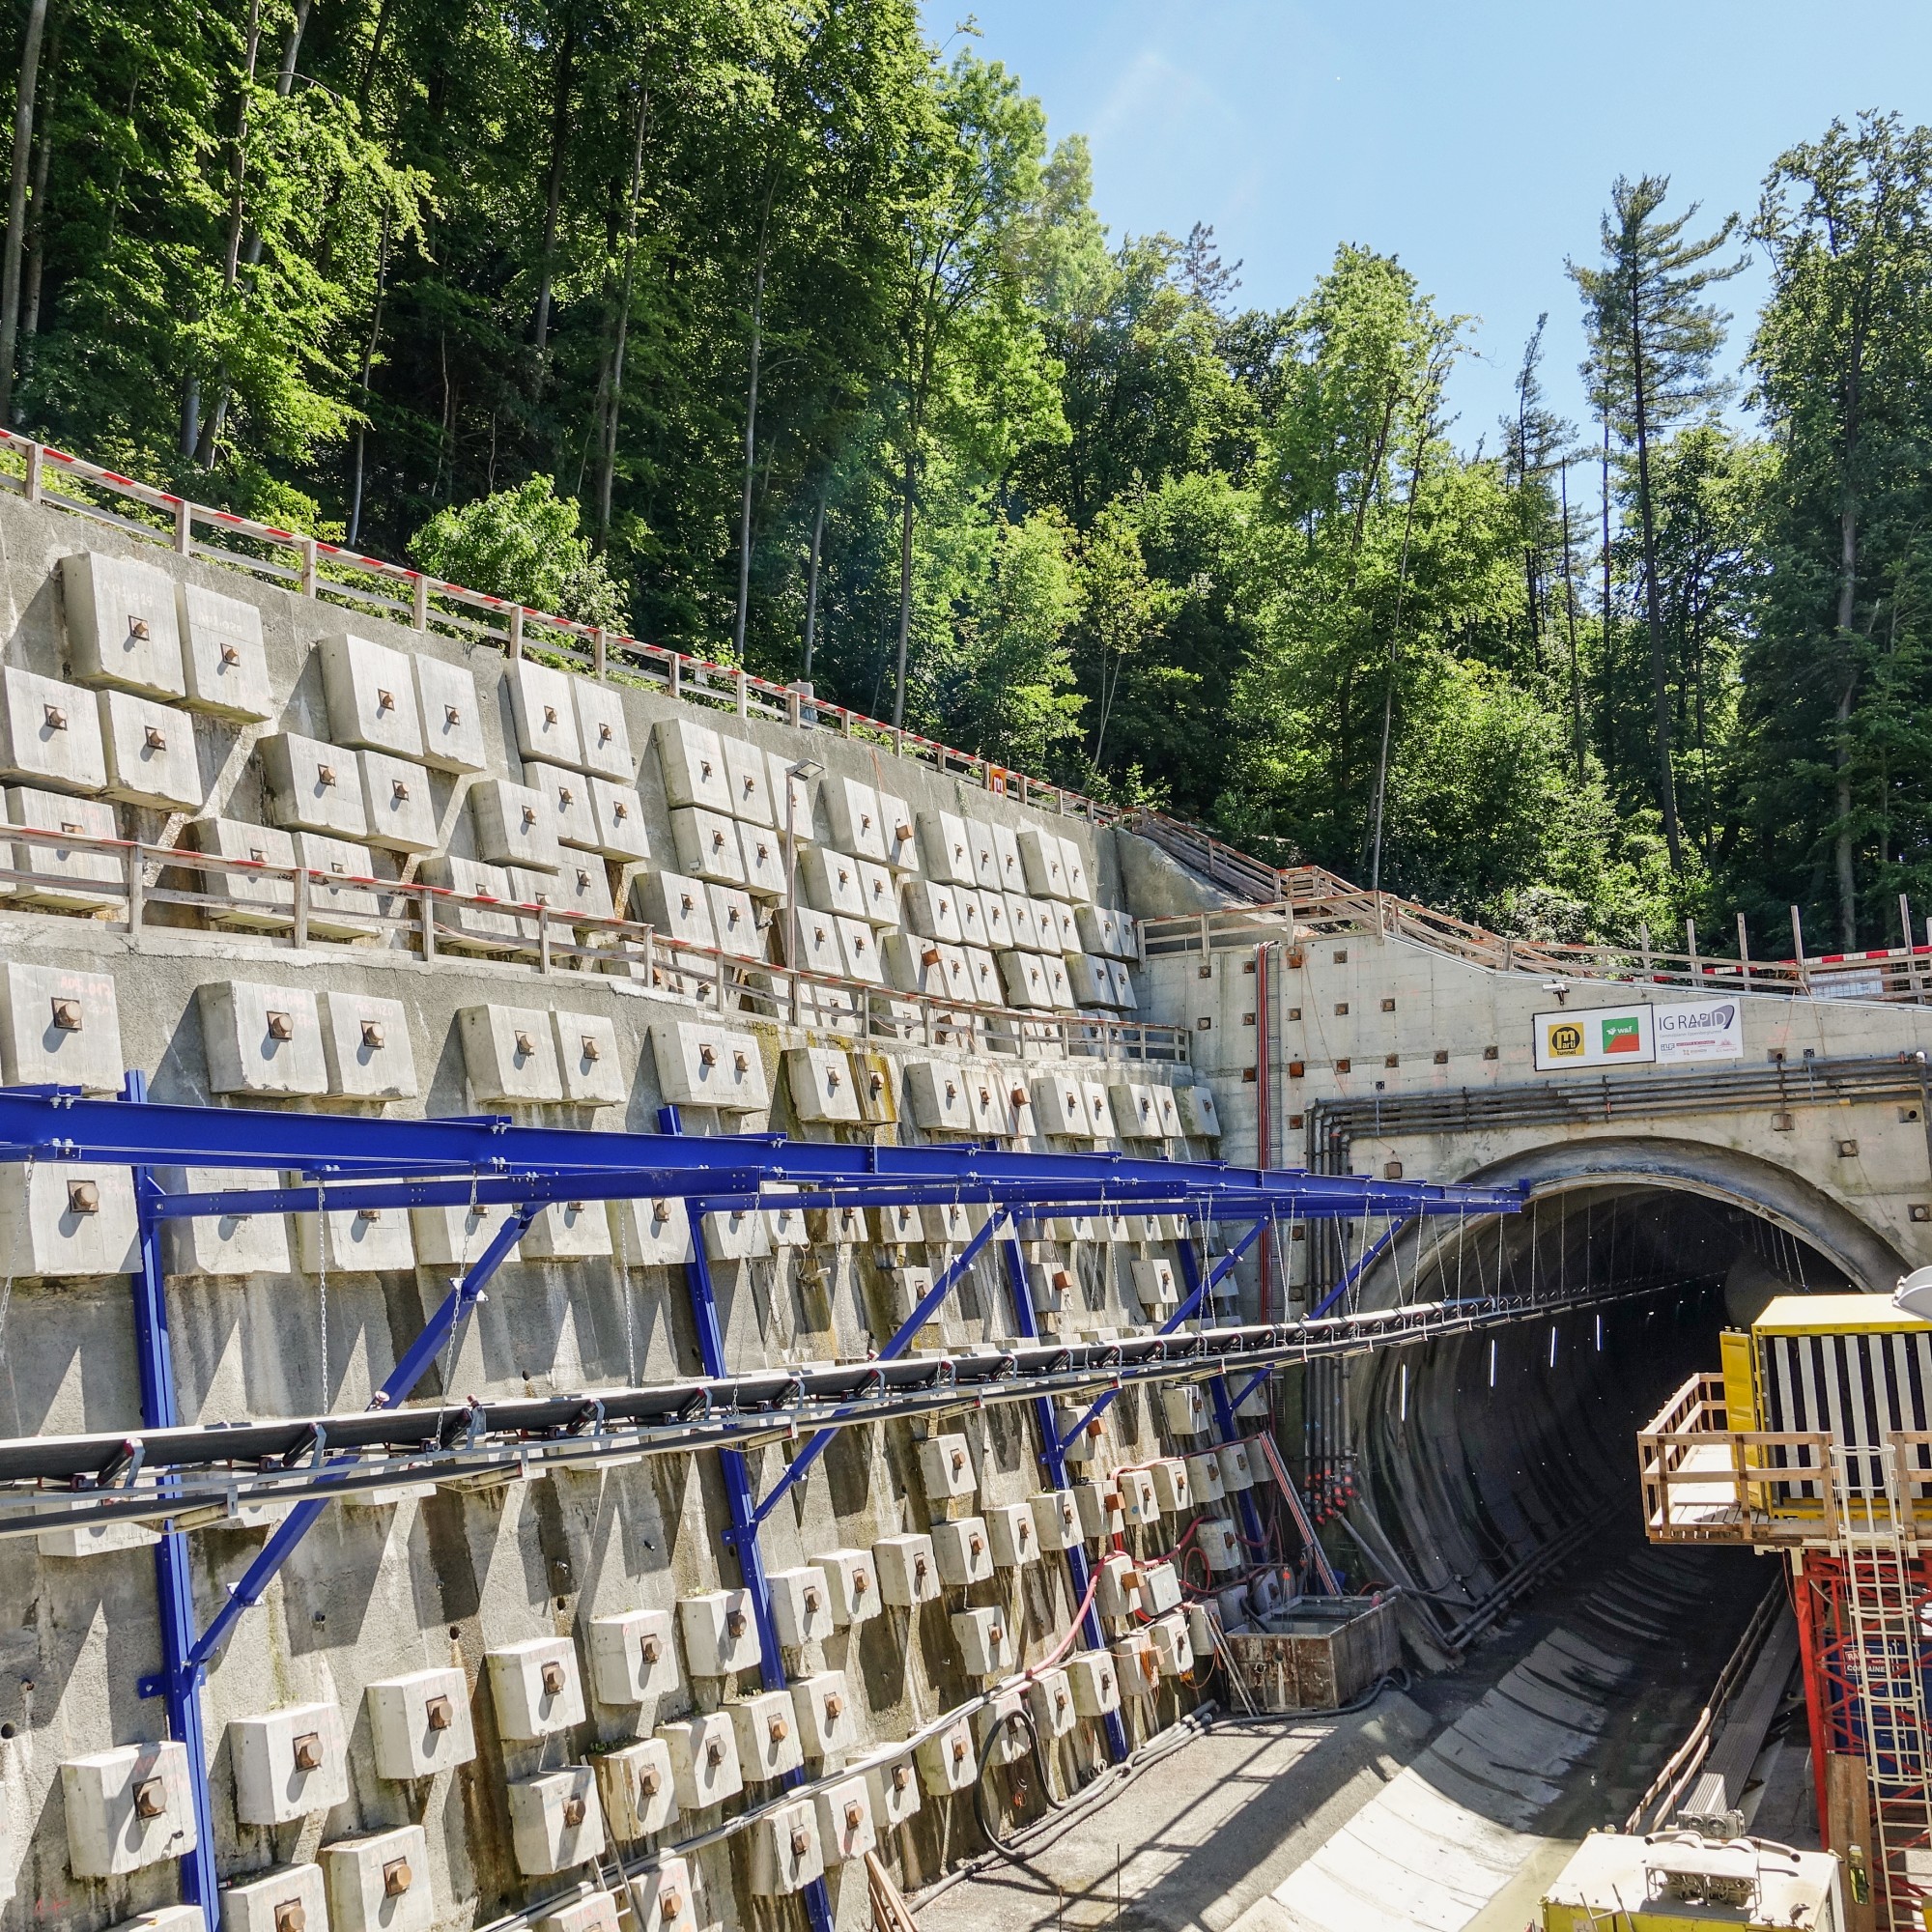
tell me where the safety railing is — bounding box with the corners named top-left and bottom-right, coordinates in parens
top-left (0, 818), bottom-right (1187, 1064)
top-left (1637, 1372), bottom-right (1834, 1545)
top-left (1145, 888), bottom-right (1932, 1007)
top-left (0, 430), bottom-right (1133, 824)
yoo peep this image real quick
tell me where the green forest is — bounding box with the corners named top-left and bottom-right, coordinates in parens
top-left (3, 0), bottom-right (1930, 955)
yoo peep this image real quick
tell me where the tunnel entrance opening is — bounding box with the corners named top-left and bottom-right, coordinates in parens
top-left (1325, 1181), bottom-right (1848, 1654)
top-left (1281, 1181), bottom-right (1856, 1863)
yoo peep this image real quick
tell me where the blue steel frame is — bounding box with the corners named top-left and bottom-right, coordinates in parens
top-left (61, 1078), bottom-right (1517, 1923)
top-left (659, 1108), bottom-right (836, 1932)
top-left (999, 1234), bottom-right (1131, 1765)
top-left (123, 1070), bottom-right (220, 1925)
top-left (1050, 1219), bottom-right (1268, 1457)
top-left (1174, 1242), bottom-right (1271, 1557)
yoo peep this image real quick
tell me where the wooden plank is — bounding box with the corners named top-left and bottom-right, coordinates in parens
top-left (1825, 1751), bottom-right (1879, 1932)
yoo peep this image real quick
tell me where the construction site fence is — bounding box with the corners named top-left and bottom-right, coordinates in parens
top-left (0, 429), bottom-right (1183, 836)
top-left (0, 818), bottom-right (1189, 1064)
top-left (1142, 893), bottom-right (1932, 1007)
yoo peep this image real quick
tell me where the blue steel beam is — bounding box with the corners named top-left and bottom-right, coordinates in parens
top-left (152, 1174), bottom-right (1411, 1222)
top-left (139, 1204), bottom-right (538, 1694)
top-left (1228, 1366), bottom-right (1273, 1413)
top-left (659, 1108), bottom-right (834, 1932)
top-left (124, 1072), bottom-right (219, 1922)
top-left (1050, 1222), bottom-right (1267, 1458)
top-left (1001, 1233), bottom-right (1129, 1765)
top-left (1309, 1218), bottom-right (1408, 1320)
top-left (0, 1089), bottom-right (1525, 1221)
top-left (749, 1213), bottom-right (1009, 1529)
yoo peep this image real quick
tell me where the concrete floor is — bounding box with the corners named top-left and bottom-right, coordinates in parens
top-left (911, 1697), bottom-right (1435, 1932)
top-left (913, 1540), bottom-right (1776, 1932)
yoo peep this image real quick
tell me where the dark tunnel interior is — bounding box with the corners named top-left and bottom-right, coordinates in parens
top-left (1323, 1183), bottom-right (1848, 1634)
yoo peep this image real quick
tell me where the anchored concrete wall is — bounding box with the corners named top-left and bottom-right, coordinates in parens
top-left (1153, 923), bottom-right (1932, 1301)
top-left (0, 490), bottom-right (1232, 1932)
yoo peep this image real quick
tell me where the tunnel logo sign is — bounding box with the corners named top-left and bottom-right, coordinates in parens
top-left (1601, 1016), bottom-right (1643, 1054)
top-left (1654, 998), bottom-right (1744, 1063)
top-left (1532, 1003), bottom-right (1656, 1070)
top-left (1534, 999), bottom-right (1742, 1069)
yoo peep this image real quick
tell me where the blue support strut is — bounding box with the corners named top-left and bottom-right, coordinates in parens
top-left (139, 1201), bottom-right (537, 1694)
top-left (661, 1109), bottom-right (835, 1932)
top-left (124, 1071), bottom-right (219, 1923)
top-left (750, 1212), bottom-right (1009, 1528)
top-left (1001, 1234), bottom-right (1129, 1766)
top-left (1052, 1220), bottom-right (1267, 1458)
top-left (1171, 1241), bottom-right (1269, 1557)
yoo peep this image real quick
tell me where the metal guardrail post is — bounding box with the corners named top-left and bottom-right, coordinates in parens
top-left (292, 864), bottom-right (310, 951)
top-left (123, 1069), bottom-right (221, 1924)
top-left (22, 441), bottom-right (41, 504)
top-left (412, 574), bottom-right (430, 630)
top-left (126, 842), bottom-right (144, 941)
top-left (298, 538), bottom-right (318, 599)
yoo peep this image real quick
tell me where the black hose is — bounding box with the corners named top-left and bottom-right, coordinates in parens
top-left (970, 1705), bottom-right (1063, 1856)
top-left (1204, 1666), bottom-right (1411, 1725)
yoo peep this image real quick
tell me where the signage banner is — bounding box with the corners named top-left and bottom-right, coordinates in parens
top-left (1653, 998), bottom-right (1745, 1063)
top-left (1532, 1004), bottom-right (1655, 1071)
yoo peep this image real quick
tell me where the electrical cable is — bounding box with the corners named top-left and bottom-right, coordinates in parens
top-left (969, 1705), bottom-right (1062, 1856)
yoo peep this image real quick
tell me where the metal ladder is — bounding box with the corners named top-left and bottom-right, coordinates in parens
top-left (1830, 1444), bottom-right (1932, 1926)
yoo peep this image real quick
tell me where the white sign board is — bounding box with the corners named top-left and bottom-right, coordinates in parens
top-left (1813, 968), bottom-right (1887, 1002)
top-left (1532, 1005), bottom-right (1654, 1071)
top-left (1654, 998), bottom-right (1745, 1064)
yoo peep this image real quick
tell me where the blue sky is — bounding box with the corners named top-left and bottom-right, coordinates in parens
top-left (928, 1), bottom-right (1932, 455)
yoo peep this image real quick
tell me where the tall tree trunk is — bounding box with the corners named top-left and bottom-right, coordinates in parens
top-left (192, 0), bottom-right (264, 465)
top-left (356, 0), bottom-right (396, 103)
top-left (1366, 401), bottom-right (1433, 889)
top-left (1518, 383), bottom-right (1539, 669)
top-left (1833, 321), bottom-right (1865, 949)
top-left (732, 174), bottom-right (776, 661)
top-left (0, 0), bottom-right (50, 423)
top-left (202, 0), bottom-right (306, 464)
top-left (596, 90), bottom-right (647, 546)
top-left (802, 483), bottom-right (826, 678)
top-left (1628, 272), bottom-right (1683, 868)
top-left (346, 210), bottom-right (390, 546)
top-left (893, 441), bottom-right (915, 728)
top-left (1560, 458), bottom-right (1585, 781)
top-left (1600, 408), bottom-right (1615, 746)
top-left (530, 10), bottom-right (578, 371)
top-left (17, 7), bottom-right (59, 386)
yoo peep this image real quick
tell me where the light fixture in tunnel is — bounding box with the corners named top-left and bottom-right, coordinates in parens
top-left (1548, 1324), bottom-right (1557, 1367)
top-left (1399, 1361), bottom-right (1407, 1422)
top-left (1894, 1264), bottom-right (1932, 1321)
top-left (1489, 1338), bottom-right (1497, 1387)
top-left (1595, 1313), bottom-right (1603, 1351)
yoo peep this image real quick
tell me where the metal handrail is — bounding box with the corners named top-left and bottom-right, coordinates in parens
top-left (0, 819), bottom-right (1188, 1064)
top-left (1144, 895), bottom-right (1932, 1007)
top-left (0, 430), bottom-right (1144, 825)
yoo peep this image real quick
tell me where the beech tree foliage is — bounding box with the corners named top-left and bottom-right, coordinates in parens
top-left (4, 5), bottom-right (1931, 949)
